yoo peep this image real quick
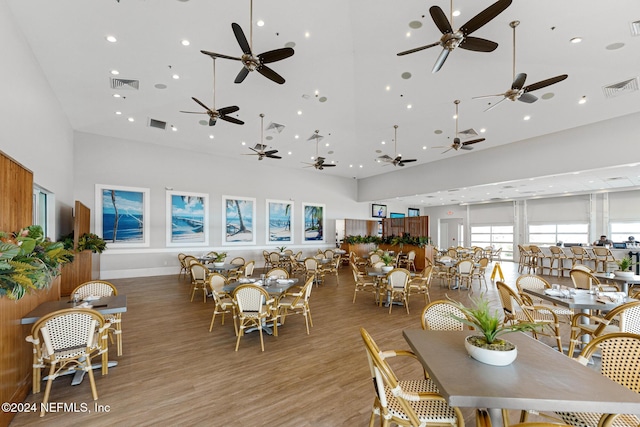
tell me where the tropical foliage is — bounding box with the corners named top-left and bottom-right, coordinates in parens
top-left (0, 225), bottom-right (74, 300)
top-left (616, 256), bottom-right (635, 271)
top-left (342, 234), bottom-right (431, 247)
top-left (61, 232), bottom-right (108, 253)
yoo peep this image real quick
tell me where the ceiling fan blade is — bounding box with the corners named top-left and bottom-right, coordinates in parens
top-left (266, 154), bottom-right (282, 159)
top-left (460, 145), bottom-right (474, 150)
top-left (483, 96), bottom-right (508, 112)
top-left (522, 74), bottom-right (568, 93)
top-left (257, 65), bottom-right (286, 84)
top-left (518, 92), bottom-right (538, 104)
top-left (321, 164), bottom-right (336, 167)
top-left (429, 6), bottom-right (453, 34)
top-left (219, 115), bottom-right (244, 125)
top-left (511, 73), bottom-right (527, 90)
top-left (192, 97), bottom-right (211, 111)
top-left (179, 111), bottom-right (206, 114)
top-left (463, 138), bottom-right (485, 145)
top-left (259, 48), bottom-right (295, 64)
top-left (459, 37), bottom-right (498, 52)
top-left (231, 23), bottom-right (252, 55)
top-left (460, 0), bottom-right (512, 36)
top-left (264, 150), bottom-right (279, 155)
top-left (200, 50), bottom-right (242, 61)
top-left (397, 42), bottom-right (440, 56)
top-left (431, 48), bottom-right (450, 73)
top-left (217, 105), bottom-right (239, 115)
top-left (234, 67), bottom-right (250, 84)
top-left (399, 159), bottom-right (417, 164)
top-left (208, 118), bottom-right (217, 126)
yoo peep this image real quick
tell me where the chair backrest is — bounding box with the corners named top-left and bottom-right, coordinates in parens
top-left (71, 280), bottom-right (118, 298)
top-left (207, 273), bottom-right (228, 295)
top-left (549, 245), bottom-right (564, 256)
top-left (515, 274), bottom-right (551, 294)
top-left (351, 263), bottom-right (363, 281)
top-left (189, 262), bottom-right (208, 282)
top-left (243, 260), bottom-right (255, 277)
top-left (183, 255), bottom-right (197, 266)
top-left (266, 267), bottom-right (289, 278)
top-left (476, 257), bottom-right (489, 269)
top-left (419, 265), bottom-right (433, 280)
top-left (369, 253), bottom-right (381, 264)
top-left (457, 259), bottom-right (474, 274)
top-left (406, 250), bottom-right (416, 261)
top-left (324, 249), bottom-right (335, 259)
top-left (570, 268), bottom-right (600, 289)
top-left (284, 249), bottom-right (294, 256)
top-left (571, 264), bottom-right (593, 273)
top-left (421, 300), bottom-right (466, 331)
top-left (592, 247), bottom-right (613, 258)
top-left (288, 276), bottom-right (315, 306)
top-left (594, 300), bottom-right (640, 335)
top-left (372, 261), bottom-right (385, 269)
top-left (229, 257), bottom-right (245, 266)
top-left (233, 284), bottom-right (271, 314)
top-left (496, 281), bottom-right (526, 318)
top-left (386, 268), bottom-right (410, 289)
top-left (570, 246), bottom-right (587, 256)
top-left (529, 245), bottom-right (542, 255)
top-left (304, 257), bottom-right (318, 270)
top-left (269, 252), bottom-right (281, 263)
top-left (446, 248), bottom-right (458, 258)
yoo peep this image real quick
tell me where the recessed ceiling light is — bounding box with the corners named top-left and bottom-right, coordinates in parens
top-left (385, 85), bottom-right (391, 91)
top-left (106, 35), bottom-right (117, 43)
top-left (241, 141), bottom-right (246, 146)
top-left (172, 74), bottom-right (180, 80)
top-left (359, 165), bottom-right (363, 168)
top-left (381, 140), bottom-right (386, 145)
top-left (480, 128), bottom-right (486, 133)
top-left (110, 70), bottom-right (119, 75)
top-left (181, 39), bottom-right (190, 46)
top-left (570, 37), bottom-right (582, 44)
top-left (288, 151), bottom-right (292, 155)
top-left (407, 104), bottom-right (412, 109)
top-left (578, 96), bottom-right (587, 104)
top-left (406, 32), bottom-right (411, 38)
top-left (115, 111), bottom-right (121, 115)
top-left (294, 135), bottom-right (299, 139)
top-left (113, 94), bottom-right (121, 98)
top-left (256, 20), bottom-right (265, 27)
top-left (452, 10), bottom-right (461, 17)
top-left (304, 32), bottom-right (310, 38)
top-left (128, 117), bottom-right (134, 122)
top-left (349, 164), bottom-right (353, 168)
top-left (325, 143), bottom-right (330, 147)
top-left (297, 110), bottom-right (302, 115)
top-left (209, 135), bottom-right (214, 139)
top-left (171, 126), bottom-right (178, 132)
top-left (422, 146), bottom-right (427, 150)
top-left (523, 115), bottom-right (531, 121)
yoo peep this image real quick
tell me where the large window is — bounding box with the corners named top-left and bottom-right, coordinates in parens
top-left (471, 225), bottom-right (514, 260)
top-left (610, 222), bottom-right (640, 243)
top-left (33, 186), bottom-right (55, 239)
top-left (528, 223), bottom-right (588, 246)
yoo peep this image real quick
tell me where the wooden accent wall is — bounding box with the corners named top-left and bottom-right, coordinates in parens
top-left (382, 216), bottom-right (429, 238)
top-left (0, 151), bottom-right (60, 427)
top-left (61, 201), bottom-right (93, 296)
top-left (73, 201), bottom-right (91, 249)
top-left (344, 218), bottom-right (380, 236)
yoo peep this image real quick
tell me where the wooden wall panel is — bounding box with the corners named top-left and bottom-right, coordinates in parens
top-left (344, 218), bottom-right (380, 237)
top-left (72, 201), bottom-right (91, 249)
top-left (0, 152), bottom-right (32, 232)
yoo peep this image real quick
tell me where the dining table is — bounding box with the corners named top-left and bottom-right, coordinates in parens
top-left (403, 329), bottom-right (640, 427)
top-left (522, 287), bottom-right (632, 313)
top-left (593, 272), bottom-right (640, 295)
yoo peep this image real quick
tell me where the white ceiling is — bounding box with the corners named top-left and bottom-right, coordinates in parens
top-left (7, 0), bottom-right (640, 206)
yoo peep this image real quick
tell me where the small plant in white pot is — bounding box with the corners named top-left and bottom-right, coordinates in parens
top-left (614, 256), bottom-right (636, 278)
top-left (448, 295), bottom-right (539, 366)
top-left (380, 253), bottom-right (395, 272)
top-left (213, 252), bottom-right (227, 267)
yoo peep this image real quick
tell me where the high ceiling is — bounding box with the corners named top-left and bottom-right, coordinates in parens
top-left (7, 0), bottom-right (640, 205)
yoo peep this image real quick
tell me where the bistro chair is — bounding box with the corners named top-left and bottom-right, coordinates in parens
top-left (420, 300), bottom-right (467, 331)
top-left (567, 300), bottom-right (640, 356)
top-left (304, 257), bottom-right (322, 285)
top-left (453, 259), bottom-right (475, 291)
top-left (26, 308), bottom-right (110, 417)
top-left (569, 268), bottom-right (600, 290)
top-left (232, 284), bottom-right (278, 352)
top-left (471, 257), bottom-right (489, 291)
top-left (276, 276), bottom-right (314, 334)
top-left (266, 267), bottom-right (289, 279)
top-left (289, 255), bottom-right (306, 277)
top-left (207, 273), bottom-right (236, 334)
top-left (517, 245), bottom-right (532, 273)
top-left (555, 333), bottom-right (640, 427)
top-left (189, 262), bottom-right (209, 303)
top-left (568, 246), bottom-right (594, 269)
top-left (515, 275), bottom-right (573, 323)
top-left (369, 253), bottom-right (382, 265)
top-left (360, 327), bottom-right (463, 427)
top-left (548, 246), bottom-right (569, 277)
top-left (592, 246), bottom-right (617, 273)
top-left (229, 260), bottom-right (255, 282)
top-left (386, 268), bottom-right (411, 314)
top-left (71, 280), bottom-right (123, 356)
top-left (181, 255), bottom-right (197, 280)
top-left (408, 266), bottom-right (433, 305)
top-left (398, 250), bottom-right (417, 272)
top-left (178, 253), bottom-right (188, 278)
top-left (321, 253), bottom-right (341, 285)
top-left (351, 262), bottom-right (379, 304)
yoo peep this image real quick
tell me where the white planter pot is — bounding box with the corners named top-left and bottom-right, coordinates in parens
top-left (614, 271), bottom-right (635, 279)
top-left (381, 266), bottom-right (393, 273)
top-left (213, 262), bottom-right (225, 268)
top-left (465, 336), bottom-right (517, 366)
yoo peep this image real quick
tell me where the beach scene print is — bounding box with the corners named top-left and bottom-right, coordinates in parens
top-left (102, 189), bottom-right (144, 243)
top-left (225, 198), bottom-right (254, 243)
top-left (268, 201), bottom-right (292, 242)
top-left (304, 204), bottom-right (324, 241)
top-left (171, 195), bottom-right (205, 243)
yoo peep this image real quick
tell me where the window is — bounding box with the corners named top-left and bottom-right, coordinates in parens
top-left (471, 225), bottom-right (514, 260)
top-left (528, 223), bottom-right (588, 246)
top-left (610, 222), bottom-right (640, 243)
top-left (33, 185), bottom-right (55, 239)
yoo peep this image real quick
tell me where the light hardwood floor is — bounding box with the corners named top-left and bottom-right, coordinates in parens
top-left (11, 261), bottom-right (574, 426)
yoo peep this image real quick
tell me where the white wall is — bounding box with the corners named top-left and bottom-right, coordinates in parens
top-left (0, 2), bottom-right (74, 237)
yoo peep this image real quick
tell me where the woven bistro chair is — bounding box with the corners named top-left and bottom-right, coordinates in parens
top-left (420, 300), bottom-right (467, 331)
top-left (360, 327), bottom-right (463, 427)
top-left (321, 253), bottom-right (341, 285)
top-left (386, 268), bottom-right (411, 314)
top-left (229, 260), bottom-right (256, 282)
top-left (567, 300), bottom-right (640, 356)
top-left (408, 266), bottom-right (433, 305)
top-left (289, 255), bottom-right (306, 277)
top-left (352, 262), bottom-right (380, 304)
top-left (515, 275), bottom-right (573, 323)
top-left (592, 246), bottom-right (617, 273)
top-left (276, 276), bottom-right (314, 334)
top-left (548, 246), bottom-right (569, 277)
top-left (232, 284), bottom-right (278, 352)
top-left (26, 308), bottom-right (110, 417)
top-left (207, 273), bottom-right (237, 334)
top-left (555, 333), bottom-right (640, 427)
top-left (266, 267), bottom-right (289, 279)
top-left (71, 280), bottom-right (123, 356)
top-left (398, 250), bottom-right (417, 272)
top-left (471, 257), bottom-right (489, 291)
top-left (569, 268), bottom-right (600, 290)
top-left (189, 262), bottom-right (210, 303)
top-left (304, 257), bottom-right (323, 285)
top-left (453, 259), bottom-right (475, 291)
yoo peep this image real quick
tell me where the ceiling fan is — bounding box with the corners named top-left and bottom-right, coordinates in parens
top-left (434, 100), bottom-right (485, 153)
top-left (473, 21), bottom-right (568, 112)
top-left (179, 58), bottom-right (244, 126)
top-left (302, 130), bottom-right (336, 170)
top-left (244, 114), bottom-right (281, 160)
top-left (200, 0), bottom-right (294, 84)
top-left (397, 0), bottom-right (512, 73)
top-left (378, 125), bottom-right (417, 167)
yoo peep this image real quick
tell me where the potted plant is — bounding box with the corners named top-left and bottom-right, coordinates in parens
top-left (448, 295), bottom-right (540, 366)
top-left (614, 256), bottom-right (636, 278)
top-left (213, 252), bottom-right (227, 268)
top-left (380, 252), bottom-right (395, 273)
top-left (276, 246), bottom-right (287, 255)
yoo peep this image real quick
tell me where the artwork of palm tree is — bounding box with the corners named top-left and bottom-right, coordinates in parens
top-left (304, 204), bottom-right (324, 241)
top-left (102, 189), bottom-right (144, 243)
top-left (225, 197), bottom-right (254, 243)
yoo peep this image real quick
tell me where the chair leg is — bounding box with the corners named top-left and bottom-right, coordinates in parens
top-left (41, 363), bottom-right (57, 417)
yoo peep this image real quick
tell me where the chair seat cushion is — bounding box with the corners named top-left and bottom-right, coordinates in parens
top-left (383, 381), bottom-right (458, 424)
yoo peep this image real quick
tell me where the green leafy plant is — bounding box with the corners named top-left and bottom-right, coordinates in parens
top-left (381, 252), bottom-right (395, 266)
top-left (276, 246), bottom-right (287, 252)
top-left (78, 233), bottom-right (107, 253)
top-left (0, 225), bottom-right (74, 300)
top-left (214, 252), bottom-right (228, 262)
top-left (616, 256), bottom-right (635, 271)
top-left (448, 295), bottom-right (540, 348)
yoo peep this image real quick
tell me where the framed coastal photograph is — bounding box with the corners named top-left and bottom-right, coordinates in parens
top-left (95, 184), bottom-right (150, 248)
top-left (166, 191), bottom-right (208, 247)
top-left (408, 207), bottom-right (420, 217)
top-left (302, 203), bottom-right (325, 243)
top-left (266, 199), bottom-right (293, 243)
top-left (223, 196), bottom-right (256, 245)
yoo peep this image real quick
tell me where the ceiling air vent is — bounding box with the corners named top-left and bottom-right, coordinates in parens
top-left (458, 128), bottom-right (478, 137)
top-left (602, 77), bottom-right (639, 98)
top-left (110, 78), bottom-right (140, 90)
top-left (631, 20), bottom-right (640, 36)
top-left (147, 118), bottom-right (167, 130)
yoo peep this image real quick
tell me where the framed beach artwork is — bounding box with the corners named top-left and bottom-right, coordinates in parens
top-left (166, 191), bottom-right (208, 247)
top-left (223, 195), bottom-right (256, 245)
top-left (95, 184), bottom-right (150, 248)
top-left (302, 203), bottom-right (325, 243)
top-left (266, 199), bottom-right (293, 243)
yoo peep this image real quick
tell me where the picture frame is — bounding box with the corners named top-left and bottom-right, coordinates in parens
top-left (266, 199), bottom-right (293, 243)
top-left (408, 207), bottom-right (420, 217)
top-left (166, 191), bottom-right (208, 247)
top-left (372, 203), bottom-right (387, 218)
top-left (302, 203), bottom-right (325, 243)
top-left (223, 195), bottom-right (256, 245)
top-left (390, 212), bottom-right (405, 219)
top-left (95, 184), bottom-right (150, 248)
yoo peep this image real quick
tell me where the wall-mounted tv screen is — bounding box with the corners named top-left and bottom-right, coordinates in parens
top-left (372, 203), bottom-right (387, 218)
top-left (390, 212), bottom-right (405, 218)
top-left (408, 208), bottom-right (420, 217)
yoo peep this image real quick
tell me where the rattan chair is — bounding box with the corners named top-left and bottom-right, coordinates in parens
top-left (592, 246), bottom-right (617, 273)
top-left (386, 268), bottom-right (411, 314)
top-left (352, 262), bottom-right (380, 304)
top-left (398, 250), bottom-right (417, 272)
top-left (556, 333), bottom-right (640, 427)
top-left (181, 255), bottom-right (197, 280)
top-left (568, 246), bottom-right (595, 269)
top-left (178, 253), bottom-right (188, 278)
top-left (232, 284), bottom-right (278, 352)
top-left (453, 259), bottom-right (475, 291)
top-left (408, 266), bottom-right (433, 305)
top-left (515, 275), bottom-right (573, 323)
top-left (229, 259), bottom-right (255, 282)
top-left (207, 273), bottom-right (236, 334)
top-left (496, 281), bottom-right (563, 352)
top-left (266, 267), bottom-right (289, 279)
top-left (471, 257), bottom-right (489, 291)
top-left (289, 255), bottom-right (306, 277)
top-left (569, 268), bottom-right (600, 290)
top-left (517, 245), bottom-right (532, 273)
top-left (26, 308), bottom-right (110, 417)
top-left (304, 257), bottom-right (323, 285)
top-left (420, 300), bottom-right (467, 331)
top-left (567, 300), bottom-right (640, 356)
top-left (548, 246), bottom-right (569, 277)
top-left (369, 253), bottom-right (382, 265)
top-left (321, 253), bottom-right (341, 285)
top-left (360, 327), bottom-right (463, 427)
top-left (277, 276), bottom-right (314, 334)
top-left (71, 280), bottom-right (123, 356)
top-left (189, 262), bottom-right (209, 303)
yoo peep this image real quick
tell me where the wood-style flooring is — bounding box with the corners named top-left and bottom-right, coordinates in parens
top-left (11, 261), bottom-right (575, 427)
